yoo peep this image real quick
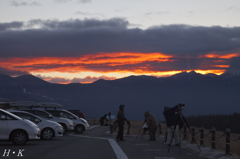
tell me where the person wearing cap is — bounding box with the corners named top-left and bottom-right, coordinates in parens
top-left (144, 111), bottom-right (158, 141)
top-left (116, 104), bottom-right (127, 141)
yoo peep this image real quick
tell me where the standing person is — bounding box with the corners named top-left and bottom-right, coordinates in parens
top-left (162, 105), bottom-right (180, 146)
top-left (116, 104), bottom-right (127, 141)
top-left (144, 111), bottom-right (158, 141)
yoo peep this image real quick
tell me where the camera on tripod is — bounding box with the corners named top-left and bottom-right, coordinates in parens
top-left (176, 103), bottom-right (185, 113)
top-left (178, 103), bottom-right (185, 107)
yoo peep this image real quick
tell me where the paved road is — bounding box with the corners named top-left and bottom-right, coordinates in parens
top-left (0, 125), bottom-right (205, 159)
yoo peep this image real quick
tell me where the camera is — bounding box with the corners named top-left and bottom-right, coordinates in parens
top-left (178, 103), bottom-right (185, 107)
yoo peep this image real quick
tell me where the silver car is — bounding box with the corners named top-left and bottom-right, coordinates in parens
top-left (7, 110), bottom-right (63, 140)
top-left (19, 108), bottom-right (74, 133)
top-left (0, 109), bottom-right (40, 145)
top-left (45, 109), bottom-right (90, 134)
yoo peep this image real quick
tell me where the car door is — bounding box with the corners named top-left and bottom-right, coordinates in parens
top-left (0, 111), bottom-right (8, 139)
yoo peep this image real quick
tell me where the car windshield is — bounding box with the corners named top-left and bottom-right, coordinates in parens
top-left (59, 111), bottom-right (78, 119)
top-left (2, 109), bottom-right (22, 120)
top-left (35, 110), bottom-right (51, 118)
top-left (64, 110), bottom-right (79, 118)
top-left (12, 112), bottom-right (42, 123)
top-left (46, 109), bottom-right (78, 119)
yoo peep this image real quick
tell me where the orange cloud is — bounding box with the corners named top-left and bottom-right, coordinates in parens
top-left (210, 65), bottom-right (230, 68)
top-left (204, 53), bottom-right (240, 59)
top-left (0, 51), bottom-right (234, 83)
top-left (0, 52), bottom-right (173, 73)
top-left (194, 70), bottom-right (225, 75)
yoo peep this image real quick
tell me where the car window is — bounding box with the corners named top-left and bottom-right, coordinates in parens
top-left (0, 111), bottom-right (18, 120)
top-left (45, 110), bottom-right (60, 117)
top-left (13, 112), bottom-right (40, 123)
top-left (24, 110), bottom-right (35, 114)
top-left (35, 110), bottom-right (49, 118)
top-left (60, 111), bottom-right (76, 120)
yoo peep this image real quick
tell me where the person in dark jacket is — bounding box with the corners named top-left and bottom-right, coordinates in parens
top-left (99, 114), bottom-right (108, 126)
top-left (163, 105), bottom-right (180, 146)
top-left (144, 111), bottom-right (158, 141)
top-left (116, 104), bottom-right (127, 141)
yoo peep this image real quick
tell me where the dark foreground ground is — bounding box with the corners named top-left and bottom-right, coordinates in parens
top-left (0, 125), bottom-right (209, 159)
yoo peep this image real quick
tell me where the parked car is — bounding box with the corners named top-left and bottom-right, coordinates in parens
top-left (0, 108), bottom-right (40, 145)
top-left (45, 109), bottom-right (90, 134)
top-left (39, 102), bottom-right (90, 134)
top-left (67, 110), bottom-right (85, 119)
top-left (18, 108), bottom-right (74, 134)
top-left (7, 109), bottom-right (63, 140)
top-left (9, 101), bottom-right (74, 134)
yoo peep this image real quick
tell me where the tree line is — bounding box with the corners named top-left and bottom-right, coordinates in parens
top-left (185, 113), bottom-right (240, 134)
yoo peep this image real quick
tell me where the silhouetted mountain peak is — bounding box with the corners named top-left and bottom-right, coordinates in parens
top-left (14, 74), bottom-right (50, 86)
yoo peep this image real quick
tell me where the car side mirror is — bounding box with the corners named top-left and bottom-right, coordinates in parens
top-left (0, 115), bottom-right (6, 120)
top-left (35, 118), bottom-right (40, 123)
top-left (49, 115), bottom-right (53, 119)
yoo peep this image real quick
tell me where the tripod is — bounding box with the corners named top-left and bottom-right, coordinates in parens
top-left (135, 121), bottom-right (146, 139)
top-left (167, 109), bottom-right (201, 153)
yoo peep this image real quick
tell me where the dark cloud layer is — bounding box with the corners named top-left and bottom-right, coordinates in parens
top-left (54, 0), bottom-right (91, 4)
top-left (0, 18), bottom-right (239, 58)
top-left (0, 21), bottom-right (24, 31)
top-left (225, 57), bottom-right (240, 74)
top-left (10, 1), bottom-right (41, 7)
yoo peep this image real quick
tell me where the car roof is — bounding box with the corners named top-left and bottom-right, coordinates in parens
top-left (39, 102), bottom-right (63, 108)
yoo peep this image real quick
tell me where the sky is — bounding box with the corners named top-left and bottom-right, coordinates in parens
top-left (0, 0), bottom-right (240, 84)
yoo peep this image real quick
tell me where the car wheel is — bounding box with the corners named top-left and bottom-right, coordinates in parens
top-left (60, 123), bottom-right (67, 134)
top-left (41, 128), bottom-right (54, 140)
top-left (11, 130), bottom-right (28, 145)
top-left (75, 125), bottom-right (84, 134)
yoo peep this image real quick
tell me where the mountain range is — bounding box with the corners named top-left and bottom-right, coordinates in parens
top-left (0, 71), bottom-right (239, 121)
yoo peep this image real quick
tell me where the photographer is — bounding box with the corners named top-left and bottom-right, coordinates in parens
top-left (99, 114), bottom-right (108, 126)
top-left (144, 111), bottom-right (158, 141)
top-left (162, 105), bottom-right (181, 146)
top-left (116, 104), bottom-right (127, 141)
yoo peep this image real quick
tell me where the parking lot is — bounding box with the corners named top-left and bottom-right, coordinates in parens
top-left (0, 125), bottom-right (207, 159)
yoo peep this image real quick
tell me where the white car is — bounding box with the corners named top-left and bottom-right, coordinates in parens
top-left (7, 110), bottom-right (63, 140)
top-left (8, 101), bottom-right (73, 133)
top-left (19, 108), bottom-right (74, 133)
top-left (0, 108), bottom-right (40, 145)
top-left (45, 109), bottom-right (90, 134)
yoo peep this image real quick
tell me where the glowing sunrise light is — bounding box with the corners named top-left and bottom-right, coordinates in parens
top-left (211, 65), bottom-right (230, 68)
top-left (194, 70), bottom-right (225, 75)
top-left (205, 53), bottom-right (240, 59)
top-left (0, 52), bottom-right (231, 83)
top-left (0, 52), bottom-right (173, 73)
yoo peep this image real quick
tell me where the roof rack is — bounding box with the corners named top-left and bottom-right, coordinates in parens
top-left (9, 101), bottom-right (41, 109)
top-left (0, 102), bottom-right (10, 109)
top-left (39, 102), bottom-right (63, 110)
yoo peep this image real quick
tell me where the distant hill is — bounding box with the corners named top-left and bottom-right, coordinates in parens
top-left (0, 71), bottom-right (239, 121)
